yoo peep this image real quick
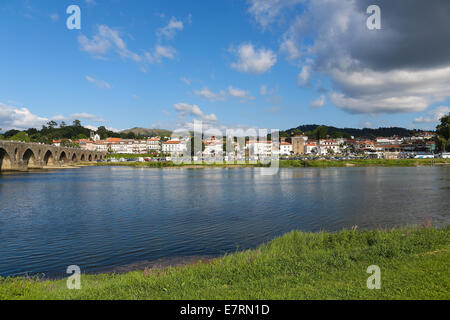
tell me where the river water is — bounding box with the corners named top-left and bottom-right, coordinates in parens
top-left (0, 166), bottom-right (449, 277)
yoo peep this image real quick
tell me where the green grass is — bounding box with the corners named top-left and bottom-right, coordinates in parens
top-left (1, 225), bottom-right (449, 300)
top-left (86, 158), bottom-right (449, 169)
top-left (86, 161), bottom-right (267, 168)
top-left (280, 158), bottom-right (450, 168)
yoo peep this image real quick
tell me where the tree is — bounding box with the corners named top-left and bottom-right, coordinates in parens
top-left (96, 126), bottom-right (109, 139)
top-left (4, 129), bottom-right (20, 138)
top-left (187, 136), bottom-right (205, 156)
top-left (73, 119), bottom-right (82, 127)
top-left (313, 126), bottom-right (328, 140)
top-left (47, 121), bottom-right (58, 129)
top-left (10, 132), bottom-right (31, 142)
top-left (435, 113), bottom-right (450, 152)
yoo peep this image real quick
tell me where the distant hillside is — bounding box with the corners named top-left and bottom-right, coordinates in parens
top-left (120, 127), bottom-right (172, 137)
top-left (282, 124), bottom-right (430, 139)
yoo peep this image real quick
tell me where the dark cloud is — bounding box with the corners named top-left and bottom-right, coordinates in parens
top-left (274, 0), bottom-right (450, 114)
top-left (351, 0), bottom-right (450, 71)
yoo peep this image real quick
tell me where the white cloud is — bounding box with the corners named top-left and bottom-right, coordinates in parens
top-left (249, 0), bottom-right (450, 115)
top-left (310, 95), bottom-right (326, 108)
top-left (329, 67), bottom-right (450, 114)
top-left (78, 25), bottom-right (141, 62)
top-left (173, 103), bottom-right (218, 124)
top-left (86, 76), bottom-right (111, 89)
top-left (157, 17), bottom-right (184, 39)
top-left (145, 45), bottom-right (176, 64)
top-left (194, 86), bottom-right (254, 102)
top-left (70, 113), bottom-right (106, 123)
top-left (227, 86), bottom-right (254, 100)
top-left (85, 125), bottom-right (120, 132)
top-left (194, 87), bottom-right (226, 102)
top-left (414, 106), bottom-right (450, 124)
top-left (0, 102), bottom-right (109, 131)
top-left (247, 0), bottom-right (304, 29)
top-left (230, 43), bottom-right (277, 74)
top-left (0, 103), bottom-right (48, 130)
top-left (297, 65), bottom-right (311, 87)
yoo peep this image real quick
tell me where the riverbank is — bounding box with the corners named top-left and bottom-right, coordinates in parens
top-left (81, 158), bottom-right (450, 169)
top-left (280, 158), bottom-right (450, 167)
top-left (1, 225), bottom-right (448, 300)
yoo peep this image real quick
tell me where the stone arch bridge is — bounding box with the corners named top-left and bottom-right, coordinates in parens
top-left (0, 141), bottom-right (106, 172)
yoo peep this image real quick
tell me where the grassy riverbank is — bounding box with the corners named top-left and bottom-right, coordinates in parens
top-left (280, 158), bottom-right (450, 168)
top-left (1, 225), bottom-right (449, 300)
top-left (83, 158), bottom-right (450, 169)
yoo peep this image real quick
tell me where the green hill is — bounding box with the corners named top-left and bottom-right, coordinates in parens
top-left (120, 127), bottom-right (172, 137)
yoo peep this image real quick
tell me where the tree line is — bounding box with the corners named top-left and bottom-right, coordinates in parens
top-left (0, 120), bottom-right (145, 146)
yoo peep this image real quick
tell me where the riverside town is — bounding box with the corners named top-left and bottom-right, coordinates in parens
top-left (0, 0), bottom-right (449, 309)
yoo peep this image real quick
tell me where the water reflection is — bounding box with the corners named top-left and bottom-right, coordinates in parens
top-left (0, 166), bottom-right (449, 277)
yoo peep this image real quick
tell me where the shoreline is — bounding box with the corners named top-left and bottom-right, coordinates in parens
top-left (2, 159), bottom-right (449, 174)
top-left (1, 225), bottom-right (449, 299)
top-left (82, 158), bottom-right (450, 169)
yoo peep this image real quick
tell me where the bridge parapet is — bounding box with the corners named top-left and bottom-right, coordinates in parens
top-left (0, 140), bottom-right (106, 172)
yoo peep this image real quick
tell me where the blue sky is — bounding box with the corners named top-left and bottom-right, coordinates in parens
top-left (1, 0), bottom-right (449, 133)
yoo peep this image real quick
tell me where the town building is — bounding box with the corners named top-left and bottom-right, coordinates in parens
top-left (279, 142), bottom-right (293, 155)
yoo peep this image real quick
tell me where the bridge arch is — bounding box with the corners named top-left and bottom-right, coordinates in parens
top-left (80, 154), bottom-right (86, 161)
top-left (0, 148), bottom-right (13, 171)
top-left (88, 154), bottom-right (92, 161)
top-left (22, 149), bottom-right (38, 169)
top-left (59, 151), bottom-right (68, 164)
top-left (43, 150), bottom-right (55, 166)
top-left (71, 153), bottom-right (78, 162)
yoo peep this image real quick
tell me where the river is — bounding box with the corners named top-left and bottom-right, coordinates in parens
top-left (0, 166), bottom-right (449, 277)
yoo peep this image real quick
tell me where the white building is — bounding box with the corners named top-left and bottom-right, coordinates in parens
top-left (279, 142), bottom-right (293, 155)
top-left (318, 139), bottom-right (343, 155)
top-left (305, 142), bottom-right (318, 154)
top-left (246, 140), bottom-right (273, 157)
top-left (162, 140), bottom-right (187, 155)
top-left (203, 141), bottom-right (224, 157)
top-left (147, 137), bottom-right (161, 151)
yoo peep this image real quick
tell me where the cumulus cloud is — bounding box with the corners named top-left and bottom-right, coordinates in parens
top-left (145, 45), bottom-right (176, 64)
top-left (70, 113), bottom-right (106, 123)
top-left (157, 17), bottom-right (184, 40)
top-left (414, 106), bottom-right (450, 124)
top-left (78, 22), bottom-right (182, 68)
top-left (247, 0), bottom-right (304, 29)
top-left (310, 95), bottom-right (326, 108)
top-left (297, 65), bottom-right (311, 87)
top-left (173, 103), bottom-right (217, 125)
top-left (193, 87), bottom-right (226, 102)
top-left (86, 76), bottom-right (111, 89)
top-left (249, 0), bottom-right (450, 115)
top-left (194, 86), bottom-right (254, 102)
top-left (78, 25), bottom-right (141, 62)
top-left (0, 103), bottom-right (48, 130)
top-left (85, 125), bottom-right (120, 132)
top-left (227, 86), bottom-right (254, 100)
top-left (230, 43), bottom-right (277, 74)
top-left (0, 102), bottom-right (108, 131)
